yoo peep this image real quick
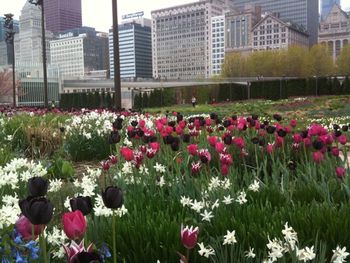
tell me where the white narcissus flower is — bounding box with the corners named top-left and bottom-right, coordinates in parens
top-left (296, 246), bottom-right (316, 262)
top-left (190, 200), bottom-right (204, 213)
top-left (211, 199), bottom-right (220, 210)
top-left (208, 177), bottom-right (221, 191)
top-left (48, 179), bottom-right (63, 193)
top-left (331, 246), bottom-right (349, 263)
top-left (245, 247), bottom-right (256, 258)
top-left (200, 209), bottom-right (214, 222)
top-left (198, 242), bottom-right (215, 258)
top-left (222, 195), bottom-right (234, 205)
top-left (223, 230), bottom-right (237, 245)
top-left (154, 162), bottom-right (166, 174)
top-left (156, 176), bottom-right (165, 187)
top-left (235, 191), bottom-right (247, 205)
top-left (248, 180), bottom-right (260, 192)
top-left (180, 196), bottom-right (192, 207)
top-left (267, 237), bottom-right (286, 262)
top-left (282, 222), bottom-right (298, 251)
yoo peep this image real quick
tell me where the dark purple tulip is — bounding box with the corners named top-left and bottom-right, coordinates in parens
top-left (102, 186), bottom-right (123, 209)
top-left (28, 177), bottom-right (48, 197)
top-left (70, 196), bottom-right (93, 216)
top-left (109, 131), bottom-right (121, 144)
top-left (19, 197), bottom-right (54, 225)
top-left (266, 126), bottom-right (276, 134)
top-left (182, 134), bottom-right (191, 143)
top-left (73, 251), bottom-right (103, 263)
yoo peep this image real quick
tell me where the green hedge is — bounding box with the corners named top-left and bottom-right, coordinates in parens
top-left (59, 92), bottom-right (114, 110)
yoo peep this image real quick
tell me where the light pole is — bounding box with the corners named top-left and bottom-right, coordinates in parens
top-left (112, 0), bottom-right (121, 109)
top-left (4, 13), bottom-right (16, 108)
top-left (28, 0), bottom-right (48, 109)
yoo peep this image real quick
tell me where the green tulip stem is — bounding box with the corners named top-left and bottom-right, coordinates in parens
top-left (40, 226), bottom-right (48, 263)
top-left (112, 210), bottom-right (117, 263)
top-left (186, 248), bottom-right (190, 263)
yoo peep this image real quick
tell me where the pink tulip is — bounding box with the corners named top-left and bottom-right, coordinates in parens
top-left (221, 164), bottom-right (229, 176)
top-left (266, 143), bottom-right (274, 154)
top-left (331, 147), bottom-right (340, 157)
top-left (233, 137), bottom-right (245, 149)
top-left (15, 215), bottom-right (43, 240)
top-left (100, 161), bottom-right (110, 171)
top-left (215, 142), bottom-right (225, 153)
top-left (109, 155), bottom-right (118, 165)
top-left (64, 240), bottom-right (94, 263)
top-left (290, 119), bottom-right (297, 128)
top-left (62, 210), bottom-right (87, 241)
top-left (336, 167), bottom-right (346, 179)
top-left (313, 151), bottom-right (324, 164)
top-left (181, 225), bottom-right (199, 249)
top-left (338, 135), bottom-right (347, 145)
top-left (207, 136), bottom-right (218, 147)
top-left (191, 162), bottom-right (201, 175)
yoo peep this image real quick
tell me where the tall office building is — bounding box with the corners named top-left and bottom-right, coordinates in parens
top-left (152, 0), bottom-right (228, 80)
top-left (50, 27), bottom-right (109, 77)
top-left (44, 0), bottom-right (82, 33)
top-left (14, 2), bottom-right (54, 66)
top-left (321, 0), bottom-right (341, 20)
top-left (109, 13), bottom-right (152, 79)
top-left (230, 0), bottom-right (318, 45)
top-left (211, 15), bottom-right (225, 76)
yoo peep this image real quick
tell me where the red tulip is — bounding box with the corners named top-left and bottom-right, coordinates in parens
top-left (215, 142), bottom-right (225, 153)
top-left (100, 161), bottom-right (110, 171)
top-left (293, 134), bottom-right (302, 144)
top-left (336, 167), bottom-right (346, 179)
top-left (290, 119), bottom-right (297, 128)
top-left (15, 215), bottom-right (43, 240)
top-left (207, 136), bottom-right (218, 147)
top-left (181, 225), bottom-right (199, 249)
top-left (62, 210), bottom-right (87, 241)
top-left (221, 164), bottom-right (229, 176)
top-left (120, 147), bottom-right (134, 161)
top-left (266, 143), bottom-right (274, 154)
top-left (187, 144), bottom-right (198, 156)
top-left (233, 137), bottom-right (245, 149)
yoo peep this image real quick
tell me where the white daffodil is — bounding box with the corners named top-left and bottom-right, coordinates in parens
top-left (296, 246), bottom-right (316, 262)
top-left (154, 162), bottom-right (166, 174)
top-left (223, 230), bottom-right (237, 245)
top-left (245, 247), bottom-right (256, 258)
top-left (267, 237), bottom-right (286, 262)
top-left (190, 199), bottom-right (204, 213)
top-left (331, 246), bottom-right (349, 263)
top-left (235, 191), bottom-right (247, 205)
top-left (208, 177), bottom-right (221, 191)
top-left (200, 209), bottom-right (214, 222)
top-left (48, 179), bottom-right (63, 193)
top-left (248, 179), bottom-right (260, 192)
top-left (198, 242), bottom-right (215, 258)
top-left (156, 176), bottom-right (165, 187)
top-left (180, 196), bottom-right (192, 207)
top-left (282, 222), bottom-right (298, 251)
top-left (222, 195), bottom-right (234, 205)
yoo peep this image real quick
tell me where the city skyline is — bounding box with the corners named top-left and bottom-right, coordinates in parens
top-left (2, 0), bottom-right (350, 33)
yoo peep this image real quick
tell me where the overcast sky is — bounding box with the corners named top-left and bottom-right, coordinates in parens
top-left (3, 0), bottom-right (350, 32)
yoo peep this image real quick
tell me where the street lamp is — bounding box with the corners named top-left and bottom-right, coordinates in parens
top-left (112, 0), bottom-right (122, 109)
top-left (28, 0), bottom-right (48, 109)
top-left (4, 13), bottom-right (16, 108)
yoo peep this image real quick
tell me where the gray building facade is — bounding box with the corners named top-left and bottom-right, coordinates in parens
top-left (230, 0), bottom-right (319, 45)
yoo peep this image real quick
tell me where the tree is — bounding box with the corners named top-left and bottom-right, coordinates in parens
top-left (0, 68), bottom-right (20, 104)
top-left (337, 45), bottom-right (350, 76)
top-left (309, 44), bottom-right (334, 76)
top-left (282, 45), bottom-right (311, 77)
top-left (221, 52), bottom-right (247, 77)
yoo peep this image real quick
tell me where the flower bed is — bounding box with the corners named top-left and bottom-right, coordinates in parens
top-left (0, 108), bottom-right (349, 262)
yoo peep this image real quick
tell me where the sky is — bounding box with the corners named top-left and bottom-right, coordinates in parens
top-left (2, 0), bottom-right (350, 32)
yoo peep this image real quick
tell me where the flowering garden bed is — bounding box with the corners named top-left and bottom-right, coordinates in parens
top-left (0, 99), bottom-right (350, 262)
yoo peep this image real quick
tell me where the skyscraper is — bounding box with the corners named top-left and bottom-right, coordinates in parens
top-left (109, 14), bottom-right (152, 80)
top-left (230, 0), bottom-right (319, 45)
top-left (44, 0), bottom-right (82, 33)
top-left (321, 0), bottom-right (340, 20)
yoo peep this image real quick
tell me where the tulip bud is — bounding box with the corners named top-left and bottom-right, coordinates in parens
top-left (102, 186), bottom-right (123, 209)
top-left (70, 196), bottom-right (93, 216)
top-left (181, 225), bottom-right (199, 249)
top-left (336, 167), bottom-right (346, 179)
top-left (28, 177), bottom-right (48, 197)
top-left (62, 210), bottom-right (87, 241)
top-left (15, 215), bottom-right (43, 240)
top-left (19, 197), bottom-right (54, 225)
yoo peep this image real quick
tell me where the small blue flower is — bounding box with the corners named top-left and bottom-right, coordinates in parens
top-left (15, 251), bottom-right (27, 263)
top-left (99, 243), bottom-right (111, 258)
top-left (2, 258), bottom-right (11, 263)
